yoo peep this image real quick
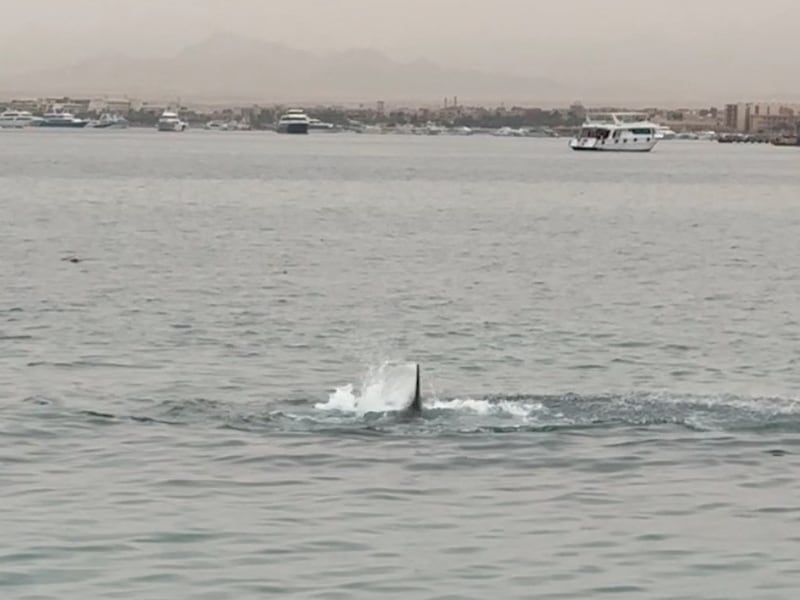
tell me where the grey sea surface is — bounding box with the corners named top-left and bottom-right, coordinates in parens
top-left (2, 128), bottom-right (800, 599)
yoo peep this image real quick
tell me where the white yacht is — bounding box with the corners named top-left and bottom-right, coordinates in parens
top-left (449, 126), bottom-right (473, 136)
top-left (493, 126), bottom-right (525, 137)
top-left (275, 108), bottom-right (310, 134)
top-left (308, 117), bottom-right (339, 132)
top-left (90, 113), bottom-right (129, 129)
top-left (390, 124), bottom-right (415, 135)
top-left (570, 112), bottom-right (660, 152)
top-left (204, 120), bottom-right (229, 130)
top-left (654, 125), bottom-right (677, 140)
top-left (204, 119), bottom-right (252, 131)
top-left (40, 105), bottom-right (89, 128)
top-left (0, 110), bottom-right (39, 128)
top-left (157, 110), bottom-right (187, 132)
top-left (421, 121), bottom-right (445, 135)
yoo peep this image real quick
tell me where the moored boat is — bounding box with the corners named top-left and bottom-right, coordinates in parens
top-left (157, 110), bottom-right (187, 132)
top-left (90, 113), bottom-right (129, 129)
top-left (40, 105), bottom-right (89, 128)
top-left (0, 110), bottom-right (39, 128)
top-left (276, 108), bottom-right (310, 134)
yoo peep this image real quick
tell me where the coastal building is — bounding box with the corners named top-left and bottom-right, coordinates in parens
top-left (8, 98), bottom-right (42, 112)
top-left (724, 104), bottom-right (742, 131)
top-left (43, 97), bottom-right (91, 114)
top-left (750, 112), bottom-right (798, 133)
top-left (724, 102), bottom-right (800, 133)
top-left (89, 98), bottom-right (133, 114)
top-left (137, 102), bottom-right (167, 116)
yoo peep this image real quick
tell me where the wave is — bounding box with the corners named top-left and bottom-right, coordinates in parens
top-left (9, 361), bottom-right (800, 435)
top-left (314, 362), bottom-right (800, 429)
top-left (305, 361), bottom-right (800, 433)
top-left (13, 391), bottom-right (800, 435)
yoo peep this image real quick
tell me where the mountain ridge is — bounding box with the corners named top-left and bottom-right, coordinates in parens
top-left (0, 33), bottom-right (574, 105)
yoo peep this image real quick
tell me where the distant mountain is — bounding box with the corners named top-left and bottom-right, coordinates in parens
top-left (0, 33), bottom-right (574, 105)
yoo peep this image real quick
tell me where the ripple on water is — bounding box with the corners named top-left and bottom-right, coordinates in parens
top-left (3, 135), bottom-right (800, 599)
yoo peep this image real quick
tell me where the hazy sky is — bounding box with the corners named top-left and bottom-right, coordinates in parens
top-left (3, 0), bottom-right (799, 104)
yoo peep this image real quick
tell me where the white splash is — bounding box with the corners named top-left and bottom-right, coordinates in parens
top-left (428, 397), bottom-right (543, 418)
top-left (315, 361), bottom-right (418, 415)
top-left (315, 361), bottom-right (543, 419)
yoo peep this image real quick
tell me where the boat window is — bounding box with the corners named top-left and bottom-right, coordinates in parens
top-left (631, 128), bottom-right (654, 135)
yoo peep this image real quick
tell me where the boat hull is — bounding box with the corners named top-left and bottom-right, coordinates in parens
top-left (92, 116), bottom-right (129, 129)
top-left (569, 138), bottom-right (657, 152)
top-left (308, 124), bottom-right (339, 133)
top-left (40, 121), bottom-right (89, 128)
top-left (277, 123), bottom-right (309, 134)
top-left (93, 122), bottom-right (128, 129)
top-left (0, 120), bottom-right (34, 128)
top-left (1, 112), bottom-right (42, 128)
top-left (157, 122), bottom-right (186, 132)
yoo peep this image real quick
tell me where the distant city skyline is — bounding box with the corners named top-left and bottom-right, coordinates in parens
top-left (2, 0), bottom-right (799, 105)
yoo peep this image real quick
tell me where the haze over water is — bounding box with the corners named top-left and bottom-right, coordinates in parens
top-left (2, 0), bottom-right (800, 104)
top-left (2, 129), bottom-right (800, 598)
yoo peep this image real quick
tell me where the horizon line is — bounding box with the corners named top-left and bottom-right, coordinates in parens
top-left (4, 90), bottom-right (799, 111)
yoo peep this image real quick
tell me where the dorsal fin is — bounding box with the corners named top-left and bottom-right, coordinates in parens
top-left (409, 363), bottom-right (422, 413)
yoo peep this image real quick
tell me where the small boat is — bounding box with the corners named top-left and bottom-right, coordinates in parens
top-left (90, 113), bottom-right (129, 129)
top-left (772, 137), bottom-right (800, 147)
top-left (356, 125), bottom-right (383, 134)
top-left (449, 126), bottom-right (473, 136)
top-left (308, 118), bottom-right (339, 132)
top-left (493, 126), bottom-right (525, 137)
top-left (204, 120), bottom-right (229, 130)
top-left (422, 122), bottom-right (445, 135)
top-left (157, 110), bottom-right (187, 132)
top-left (654, 125), bottom-right (677, 140)
top-left (695, 131), bottom-right (718, 141)
top-left (276, 108), bottom-right (310, 134)
top-left (205, 119), bottom-right (252, 131)
top-left (570, 112), bottom-right (660, 152)
top-left (772, 126), bottom-right (800, 147)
